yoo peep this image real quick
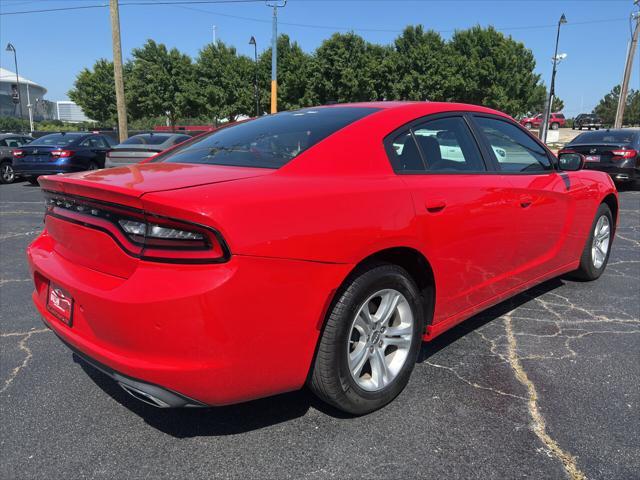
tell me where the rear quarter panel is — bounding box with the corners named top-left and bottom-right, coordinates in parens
top-left (141, 172), bottom-right (419, 264)
top-left (565, 170), bottom-right (619, 260)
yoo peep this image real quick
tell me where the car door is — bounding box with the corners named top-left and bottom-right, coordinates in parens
top-left (385, 114), bottom-right (522, 323)
top-left (470, 115), bottom-right (584, 284)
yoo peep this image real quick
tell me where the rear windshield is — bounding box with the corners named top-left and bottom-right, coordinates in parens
top-left (571, 130), bottom-right (638, 145)
top-left (157, 107), bottom-right (379, 168)
top-left (29, 133), bottom-right (84, 146)
top-left (122, 134), bottom-right (173, 145)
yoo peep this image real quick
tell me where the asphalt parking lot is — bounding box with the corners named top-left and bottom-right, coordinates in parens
top-left (1, 180), bottom-right (638, 480)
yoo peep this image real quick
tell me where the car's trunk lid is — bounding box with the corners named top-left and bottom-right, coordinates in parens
top-left (39, 163), bottom-right (272, 278)
top-left (107, 147), bottom-right (163, 164)
top-left (18, 145), bottom-right (61, 163)
top-left (39, 162), bottom-right (271, 203)
top-left (567, 143), bottom-right (629, 164)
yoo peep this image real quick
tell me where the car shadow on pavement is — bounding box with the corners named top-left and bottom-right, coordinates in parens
top-left (77, 277), bottom-right (565, 438)
top-left (417, 277), bottom-right (564, 362)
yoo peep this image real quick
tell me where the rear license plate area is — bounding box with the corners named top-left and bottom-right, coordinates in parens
top-left (47, 282), bottom-right (74, 326)
top-left (585, 155), bottom-right (600, 162)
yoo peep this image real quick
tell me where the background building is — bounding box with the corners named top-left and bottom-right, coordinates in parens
top-left (55, 101), bottom-right (92, 123)
top-left (0, 67), bottom-right (55, 121)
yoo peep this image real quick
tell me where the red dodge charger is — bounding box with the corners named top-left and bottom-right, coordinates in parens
top-left (27, 102), bottom-right (617, 414)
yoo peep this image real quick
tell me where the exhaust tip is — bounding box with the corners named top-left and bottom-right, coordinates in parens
top-left (119, 383), bottom-right (171, 408)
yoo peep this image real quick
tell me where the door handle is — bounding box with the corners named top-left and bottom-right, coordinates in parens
top-left (425, 199), bottom-right (447, 213)
top-left (519, 195), bottom-right (533, 208)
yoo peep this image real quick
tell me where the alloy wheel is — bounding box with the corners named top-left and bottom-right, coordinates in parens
top-left (1, 163), bottom-right (15, 183)
top-left (347, 289), bottom-right (414, 392)
top-left (591, 215), bottom-right (610, 269)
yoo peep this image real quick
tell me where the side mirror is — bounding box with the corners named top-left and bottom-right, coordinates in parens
top-left (558, 152), bottom-right (585, 172)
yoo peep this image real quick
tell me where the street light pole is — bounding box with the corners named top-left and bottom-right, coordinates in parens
top-left (540, 13), bottom-right (567, 144)
top-left (267, 1), bottom-right (286, 114)
top-left (249, 36), bottom-right (259, 117)
top-left (26, 83), bottom-right (34, 133)
top-left (5, 43), bottom-right (25, 131)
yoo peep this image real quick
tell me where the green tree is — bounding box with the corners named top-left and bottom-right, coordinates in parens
top-left (305, 32), bottom-right (385, 105)
top-left (195, 41), bottom-right (254, 123)
top-left (257, 35), bottom-right (313, 112)
top-left (127, 40), bottom-right (198, 128)
top-left (68, 59), bottom-right (125, 124)
top-left (389, 26), bottom-right (454, 101)
top-left (591, 85), bottom-right (640, 125)
top-left (626, 89), bottom-right (640, 125)
top-left (448, 26), bottom-right (543, 116)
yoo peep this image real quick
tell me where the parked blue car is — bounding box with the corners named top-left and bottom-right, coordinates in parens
top-left (12, 132), bottom-right (115, 185)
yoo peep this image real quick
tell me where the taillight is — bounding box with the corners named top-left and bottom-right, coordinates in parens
top-left (44, 191), bottom-right (229, 263)
top-left (611, 149), bottom-right (637, 160)
top-left (12, 149), bottom-right (24, 157)
top-left (51, 150), bottom-right (74, 158)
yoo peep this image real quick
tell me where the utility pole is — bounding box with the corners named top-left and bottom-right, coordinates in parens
top-left (614, 3), bottom-right (639, 129)
top-left (212, 25), bottom-right (217, 44)
top-left (267, 1), bottom-right (286, 114)
top-left (540, 13), bottom-right (567, 143)
top-left (109, 0), bottom-right (128, 142)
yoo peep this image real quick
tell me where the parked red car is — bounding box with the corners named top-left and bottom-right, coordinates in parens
top-left (27, 102), bottom-right (617, 414)
top-left (520, 112), bottom-right (566, 130)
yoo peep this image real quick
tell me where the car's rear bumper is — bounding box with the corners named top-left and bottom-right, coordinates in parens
top-left (50, 329), bottom-right (206, 407)
top-left (27, 230), bottom-right (351, 406)
top-left (583, 162), bottom-right (639, 182)
top-left (13, 163), bottom-right (82, 176)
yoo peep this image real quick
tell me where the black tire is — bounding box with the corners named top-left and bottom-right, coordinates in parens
top-left (578, 126), bottom-right (583, 130)
top-left (27, 176), bottom-right (39, 185)
top-left (1, 161), bottom-right (15, 184)
top-left (87, 162), bottom-right (99, 171)
top-left (309, 263), bottom-right (424, 415)
top-left (551, 122), bottom-right (559, 130)
top-left (572, 203), bottom-right (613, 281)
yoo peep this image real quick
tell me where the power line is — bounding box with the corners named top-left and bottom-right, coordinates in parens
top-left (174, 4), bottom-right (628, 35)
top-left (0, 0), bottom-right (629, 36)
top-left (0, 0), bottom-right (264, 16)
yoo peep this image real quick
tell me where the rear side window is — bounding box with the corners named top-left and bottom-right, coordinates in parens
top-left (388, 131), bottom-right (424, 172)
top-left (475, 117), bottom-right (552, 173)
top-left (173, 135), bottom-right (191, 145)
top-left (387, 116), bottom-right (485, 173)
top-left (159, 107), bottom-right (379, 169)
top-left (413, 117), bottom-right (485, 172)
top-left (80, 137), bottom-right (101, 148)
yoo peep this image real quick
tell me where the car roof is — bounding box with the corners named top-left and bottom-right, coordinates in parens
top-left (0, 133), bottom-right (30, 139)
top-left (312, 101), bottom-right (512, 120)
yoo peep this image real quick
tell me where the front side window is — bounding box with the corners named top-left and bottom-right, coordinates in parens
top-left (157, 107), bottom-right (379, 169)
top-left (475, 117), bottom-right (552, 173)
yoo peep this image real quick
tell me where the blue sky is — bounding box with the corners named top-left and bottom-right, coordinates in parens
top-left (1, 0), bottom-right (638, 116)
